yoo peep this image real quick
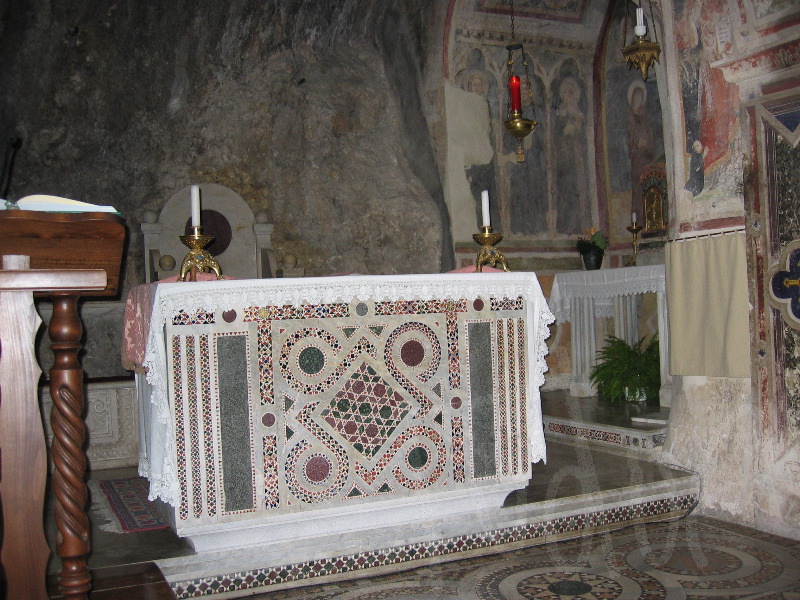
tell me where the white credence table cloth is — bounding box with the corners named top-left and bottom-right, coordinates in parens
top-left (549, 265), bottom-right (671, 403)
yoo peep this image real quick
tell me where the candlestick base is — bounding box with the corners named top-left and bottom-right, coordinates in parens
top-left (177, 226), bottom-right (224, 281)
top-left (473, 226), bottom-right (510, 272)
top-left (625, 223), bottom-right (644, 267)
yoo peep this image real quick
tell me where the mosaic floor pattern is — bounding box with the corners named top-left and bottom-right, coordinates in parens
top-left (250, 517), bottom-right (800, 599)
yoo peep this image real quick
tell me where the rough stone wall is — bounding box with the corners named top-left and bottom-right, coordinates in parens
top-left (0, 0), bottom-right (451, 292)
top-left (662, 376), bottom-right (756, 521)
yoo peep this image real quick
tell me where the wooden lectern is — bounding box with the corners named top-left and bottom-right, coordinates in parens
top-left (0, 210), bottom-right (164, 600)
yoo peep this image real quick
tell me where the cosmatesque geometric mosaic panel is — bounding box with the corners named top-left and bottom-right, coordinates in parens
top-left (168, 295), bottom-right (533, 527)
top-left (320, 362), bottom-right (412, 460)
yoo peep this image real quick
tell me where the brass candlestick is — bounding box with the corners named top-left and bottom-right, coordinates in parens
top-left (626, 222), bottom-right (644, 266)
top-left (473, 226), bottom-right (510, 272)
top-left (177, 225), bottom-right (224, 281)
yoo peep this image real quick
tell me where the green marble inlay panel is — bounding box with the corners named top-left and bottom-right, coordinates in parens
top-left (217, 334), bottom-right (255, 512)
top-left (468, 321), bottom-right (496, 478)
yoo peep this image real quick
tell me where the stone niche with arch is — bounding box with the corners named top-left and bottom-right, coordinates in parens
top-left (140, 183), bottom-right (280, 282)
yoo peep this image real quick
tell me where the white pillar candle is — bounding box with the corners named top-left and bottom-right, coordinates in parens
top-left (481, 190), bottom-right (491, 229)
top-left (191, 185), bottom-right (201, 228)
top-left (636, 7), bottom-right (644, 27)
top-left (632, 211), bottom-right (637, 223)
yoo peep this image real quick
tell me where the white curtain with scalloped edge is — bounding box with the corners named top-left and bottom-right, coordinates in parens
top-left (665, 231), bottom-right (751, 377)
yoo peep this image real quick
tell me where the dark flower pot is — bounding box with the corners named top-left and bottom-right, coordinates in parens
top-left (581, 247), bottom-right (604, 270)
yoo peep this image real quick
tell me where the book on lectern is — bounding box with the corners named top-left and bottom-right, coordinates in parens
top-left (0, 194), bottom-right (119, 213)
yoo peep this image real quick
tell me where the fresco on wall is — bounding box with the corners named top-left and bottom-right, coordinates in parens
top-left (627, 81), bottom-right (658, 215)
top-left (603, 0), bottom-right (665, 224)
top-left (448, 0), bottom-right (611, 246)
top-left (452, 39), bottom-right (589, 239)
top-left (454, 48), bottom-right (502, 231)
top-left (674, 0), bottom-right (740, 200)
top-left (505, 74), bottom-right (548, 235)
top-left (752, 0), bottom-right (795, 21)
top-left (552, 65), bottom-right (592, 234)
top-left (454, 48), bottom-right (500, 120)
top-left (455, 47), bottom-right (548, 235)
top-left (608, 77), bottom-right (663, 215)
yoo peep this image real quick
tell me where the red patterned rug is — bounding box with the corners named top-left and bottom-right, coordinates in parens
top-left (96, 477), bottom-right (168, 533)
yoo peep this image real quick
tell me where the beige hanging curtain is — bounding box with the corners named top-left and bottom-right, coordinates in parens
top-left (665, 231), bottom-right (751, 377)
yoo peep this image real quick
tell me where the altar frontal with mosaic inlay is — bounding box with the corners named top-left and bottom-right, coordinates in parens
top-left (136, 274), bottom-right (553, 552)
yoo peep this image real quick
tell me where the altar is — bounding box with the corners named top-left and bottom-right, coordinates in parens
top-left (549, 265), bottom-right (672, 405)
top-left (124, 272), bottom-right (554, 555)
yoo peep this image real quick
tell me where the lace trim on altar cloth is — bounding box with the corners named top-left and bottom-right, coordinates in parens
top-left (142, 320), bottom-right (181, 504)
top-left (141, 273), bottom-right (554, 505)
top-left (138, 455), bottom-right (179, 505)
top-left (151, 272), bottom-right (549, 317)
top-left (557, 278), bottom-right (665, 299)
top-left (529, 300), bottom-right (555, 464)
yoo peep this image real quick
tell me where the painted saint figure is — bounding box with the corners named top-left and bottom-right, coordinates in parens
top-left (553, 77), bottom-right (591, 234)
top-left (627, 81), bottom-right (655, 217)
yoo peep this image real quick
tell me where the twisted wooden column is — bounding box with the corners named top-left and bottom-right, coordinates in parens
top-left (0, 211), bottom-right (124, 598)
top-left (49, 293), bottom-right (92, 600)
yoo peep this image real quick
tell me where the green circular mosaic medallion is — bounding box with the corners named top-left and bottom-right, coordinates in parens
top-left (298, 346), bottom-right (325, 375)
top-left (408, 446), bottom-right (428, 469)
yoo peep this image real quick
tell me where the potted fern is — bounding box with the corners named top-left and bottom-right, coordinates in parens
top-left (589, 335), bottom-right (660, 403)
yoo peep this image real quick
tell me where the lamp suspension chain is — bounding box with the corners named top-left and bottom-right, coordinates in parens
top-left (621, 0), bottom-right (661, 80)
top-left (622, 0), bottom-right (629, 52)
top-left (522, 51), bottom-right (536, 120)
top-left (647, 0), bottom-right (659, 45)
top-left (507, 0), bottom-right (516, 116)
top-left (510, 0), bottom-right (515, 42)
top-left (503, 0), bottom-right (537, 163)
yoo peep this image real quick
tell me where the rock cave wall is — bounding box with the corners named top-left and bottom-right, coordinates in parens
top-left (0, 0), bottom-right (451, 292)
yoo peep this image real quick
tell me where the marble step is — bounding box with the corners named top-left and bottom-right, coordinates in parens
top-left (157, 442), bottom-right (699, 598)
top-left (542, 392), bottom-right (668, 457)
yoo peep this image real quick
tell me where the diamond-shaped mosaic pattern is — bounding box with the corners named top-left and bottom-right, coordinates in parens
top-left (320, 362), bottom-right (411, 459)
